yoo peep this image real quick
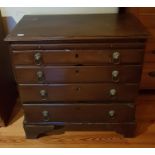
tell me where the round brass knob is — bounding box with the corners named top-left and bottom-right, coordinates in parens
top-left (42, 110), bottom-right (48, 116)
top-left (34, 52), bottom-right (42, 65)
top-left (109, 110), bottom-right (115, 117)
top-left (40, 89), bottom-right (48, 99)
top-left (109, 88), bottom-right (117, 96)
top-left (112, 51), bottom-right (120, 64)
top-left (36, 70), bottom-right (44, 82)
top-left (112, 70), bottom-right (119, 82)
top-left (42, 110), bottom-right (49, 121)
top-left (112, 70), bottom-right (119, 77)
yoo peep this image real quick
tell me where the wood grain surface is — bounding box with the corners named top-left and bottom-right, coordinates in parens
top-left (0, 92), bottom-right (155, 148)
top-left (18, 83), bottom-right (139, 102)
top-left (12, 49), bottom-right (144, 66)
top-left (14, 65), bottom-right (142, 84)
top-left (5, 14), bottom-right (148, 42)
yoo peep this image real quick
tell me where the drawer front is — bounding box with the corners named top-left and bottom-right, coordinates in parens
top-left (141, 63), bottom-right (155, 89)
top-left (19, 84), bottom-right (139, 102)
top-left (23, 103), bottom-right (135, 123)
top-left (14, 66), bottom-right (142, 84)
top-left (12, 49), bottom-right (144, 65)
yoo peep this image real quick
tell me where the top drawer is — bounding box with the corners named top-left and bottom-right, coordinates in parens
top-left (12, 49), bottom-right (144, 66)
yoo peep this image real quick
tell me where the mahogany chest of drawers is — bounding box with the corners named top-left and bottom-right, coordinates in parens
top-left (5, 14), bottom-right (148, 138)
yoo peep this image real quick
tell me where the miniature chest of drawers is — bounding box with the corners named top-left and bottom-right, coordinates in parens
top-left (5, 14), bottom-right (148, 139)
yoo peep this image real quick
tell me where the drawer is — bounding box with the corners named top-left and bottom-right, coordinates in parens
top-left (141, 63), bottom-right (155, 89)
top-left (19, 83), bottom-right (139, 102)
top-left (14, 65), bottom-right (142, 84)
top-left (23, 103), bottom-right (135, 123)
top-left (12, 49), bottom-right (144, 65)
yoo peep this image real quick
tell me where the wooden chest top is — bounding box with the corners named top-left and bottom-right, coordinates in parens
top-left (5, 14), bottom-right (148, 42)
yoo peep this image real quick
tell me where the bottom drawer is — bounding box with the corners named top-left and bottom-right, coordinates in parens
top-left (141, 63), bottom-right (155, 89)
top-left (23, 103), bottom-right (135, 123)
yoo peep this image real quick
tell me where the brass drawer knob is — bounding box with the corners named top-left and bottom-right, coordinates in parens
top-left (40, 89), bottom-right (48, 100)
top-left (109, 88), bottom-right (117, 96)
top-left (112, 70), bottom-right (119, 82)
top-left (34, 52), bottom-right (42, 65)
top-left (36, 70), bottom-right (44, 82)
top-left (108, 110), bottom-right (115, 117)
top-left (42, 110), bottom-right (49, 121)
top-left (112, 51), bottom-right (120, 64)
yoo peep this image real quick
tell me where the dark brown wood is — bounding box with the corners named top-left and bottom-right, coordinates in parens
top-left (2, 92), bottom-right (155, 145)
top-left (19, 84), bottom-right (139, 102)
top-left (24, 123), bottom-right (55, 139)
top-left (63, 122), bottom-right (136, 138)
top-left (14, 65), bottom-right (142, 84)
top-left (0, 10), bottom-right (18, 126)
top-left (5, 14), bottom-right (148, 138)
top-left (10, 39), bottom-right (147, 44)
top-left (24, 122), bottom-right (136, 139)
top-left (5, 14), bottom-right (148, 42)
top-left (11, 43), bottom-right (146, 50)
top-left (144, 38), bottom-right (155, 62)
top-left (23, 103), bottom-right (135, 123)
top-left (12, 49), bottom-right (144, 65)
top-left (64, 122), bottom-right (136, 138)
